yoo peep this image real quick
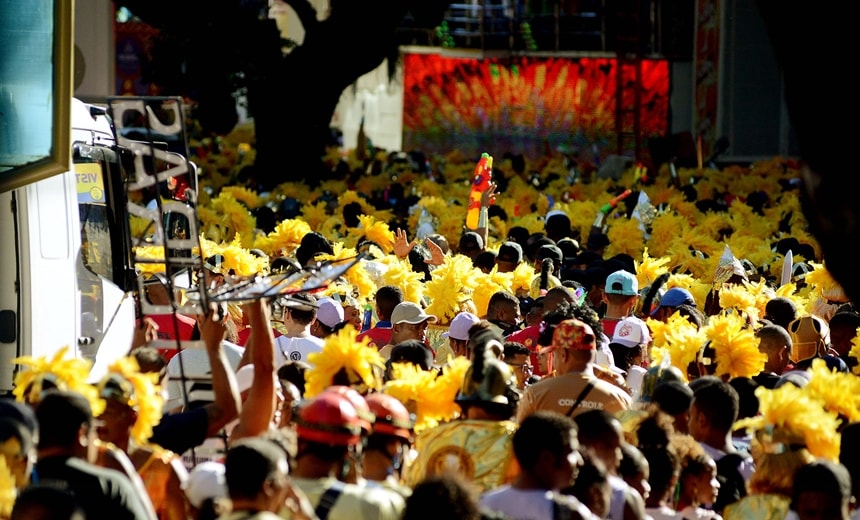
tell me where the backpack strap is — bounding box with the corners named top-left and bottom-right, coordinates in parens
top-left (315, 480), bottom-right (345, 520)
top-left (565, 380), bottom-right (596, 417)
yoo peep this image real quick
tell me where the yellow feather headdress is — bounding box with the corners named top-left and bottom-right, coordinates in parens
top-left (199, 234), bottom-right (270, 276)
top-left (379, 256), bottom-right (426, 305)
top-left (254, 218), bottom-right (311, 258)
top-left (735, 383), bottom-right (842, 461)
top-left (351, 214), bottom-right (395, 254)
top-left (316, 243), bottom-right (378, 304)
top-left (718, 283), bottom-right (760, 324)
top-left (12, 346), bottom-right (105, 416)
top-left (700, 312), bottom-right (767, 379)
top-left (382, 356), bottom-right (471, 433)
top-left (424, 255), bottom-right (479, 324)
top-left (646, 313), bottom-right (703, 381)
top-left (635, 248), bottom-right (671, 289)
top-left (98, 356), bottom-right (164, 446)
top-left (304, 326), bottom-right (385, 398)
top-left (0, 457), bottom-right (14, 518)
top-left (805, 358), bottom-right (860, 423)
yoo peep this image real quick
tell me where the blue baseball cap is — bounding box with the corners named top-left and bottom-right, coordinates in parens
top-left (651, 287), bottom-right (695, 315)
top-left (605, 270), bottom-right (638, 296)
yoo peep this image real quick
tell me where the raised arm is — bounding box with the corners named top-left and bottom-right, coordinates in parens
top-left (198, 308), bottom-right (242, 437)
top-left (230, 299), bottom-right (277, 441)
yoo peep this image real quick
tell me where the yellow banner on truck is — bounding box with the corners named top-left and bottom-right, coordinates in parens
top-left (75, 162), bottom-right (106, 203)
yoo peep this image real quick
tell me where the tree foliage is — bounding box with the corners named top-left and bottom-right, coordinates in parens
top-left (116, 0), bottom-right (450, 187)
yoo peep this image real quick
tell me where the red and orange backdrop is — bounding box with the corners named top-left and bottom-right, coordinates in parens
top-left (402, 53), bottom-right (670, 161)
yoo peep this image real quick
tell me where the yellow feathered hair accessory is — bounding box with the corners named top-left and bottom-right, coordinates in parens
top-left (12, 346), bottom-right (105, 416)
top-left (253, 218), bottom-right (311, 258)
top-left (805, 358), bottom-right (860, 424)
top-left (471, 268), bottom-right (513, 318)
top-left (382, 356), bottom-right (471, 433)
top-left (424, 255), bottom-right (479, 324)
top-left (316, 243), bottom-right (378, 304)
top-left (646, 313), bottom-right (703, 381)
top-left (0, 457), bottom-right (14, 518)
top-left (635, 248), bottom-right (671, 289)
top-left (199, 235), bottom-right (270, 276)
top-left (850, 330), bottom-right (860, 376)
top-left (379, 256), bottom-right (425, 305)
top-left (349, 214), bottom-right (395, 254)
top-left (718, 283), bottom-right (760, 324)
top-left (734, 383), bottom-right (842, 461)
top-left (700, 312), bottom-right (767, 379)
top-left (305, 326), bottom-right (385, 398)
top-left (97, 356), bottom-right (164, 446)
top-left (201, 191), bottom-right (257, 248)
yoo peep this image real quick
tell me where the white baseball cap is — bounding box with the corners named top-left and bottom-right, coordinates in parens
top-left (441, 312), bottom-right (480, 341)
top-left (316, 296), bottom-right (344, 329)
top-left (183, 461), bottom-right (227, 509)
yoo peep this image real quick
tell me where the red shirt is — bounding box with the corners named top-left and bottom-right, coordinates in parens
top-left (356, 325), bottom-right (392, 350)
top-left (506, 325), bottom-right (544, 376)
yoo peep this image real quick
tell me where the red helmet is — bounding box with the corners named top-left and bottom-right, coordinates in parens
top-left (365, 393), bottom-right (414, 442)
top-left (295, 391), bottom-right (363, 446)
top-left (322, 386), bottom-right (374, 434)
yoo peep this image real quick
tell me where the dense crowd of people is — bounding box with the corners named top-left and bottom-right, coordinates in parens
top-left (2, 140), bottom-right (859, 520)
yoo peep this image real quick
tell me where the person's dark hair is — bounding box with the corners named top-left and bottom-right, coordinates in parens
top-left (556, 237), bottom-right (581, 259)
top-left (402, 474), bottom-right (481, 520)
top-left (295, 231), bottom-right (333, 267)
top-left (503, 341), bottom-right (530, 361)
top-left (609, 342), bottom-right (640, 373)
top-left (386, 340), bottom-right (433, 378)
top-left (839, 422), bottom-right (860, 497)
top-left (728, 377), bottom-right (759, 420)
top-left (35, 390), bottom-right (92, 449)
top-left (650, 381), bottom-right (694, 417)
top-left (285, 293), bottom-right (318, 325)
top-left (0, 417), bottom-right (33, 458)
top-left (641, 443), bottom-right (680, 504)
top-left (506, 226), bottom-right (531, 251)
top-left (537, 301), bottom-right (578, 346)
top-left (487, 291), bottom-right (519, 316)
top-left (571, 302), bottom-right (605, 341)
top-left (224, 437), bottom-right (288, 501)
top-left (790, 460), bottom-right (852, 512)
top-left (11, 483), bottom-right (85, 520)
top-left (525, 234), bottom-right (555, 263)
top-left (473, 250), bottom-right (497, 272)
top-left (573, 410), bottom-right (621, 447)
top-left (271, 256), bottom-right (303, 276)
top-left (342, 202), bottom-right (364, 229)
top-left (408, 244), bottom-right (433, 282)
top-left (0, 398), bottom-right (39, 441)
top-left (131, 346), bottom-right (167, 378)
top-left (674, 304), bottom-right (706, 329)
top-left (692, 378), bottom-right (739, 434)
top-left (619, 442), bottom-right (649, 482)
top-left (562, 451), bottom-right (609, 514)
top-left (375, 285), bottom-right (404, 321)
top-left (545, 213), bottom-right (572, 243)
top-left (763, 297), bottom-right (798, 330)
top-left (513, 411), bottom-right (578, 472)
top-left (277, 360), bottom-right (310, 397)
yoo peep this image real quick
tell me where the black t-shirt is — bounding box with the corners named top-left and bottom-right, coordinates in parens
top-left (148, 406), bottom-right (209, 455)
top-left (34, 456), bottom-right (151, 520)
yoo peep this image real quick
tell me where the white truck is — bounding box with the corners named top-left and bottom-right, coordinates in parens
top-left (0, 97), bottom-right (162, 392)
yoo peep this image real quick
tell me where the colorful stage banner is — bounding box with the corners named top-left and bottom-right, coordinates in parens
top-left (402, 54), bottom-right (669, 161)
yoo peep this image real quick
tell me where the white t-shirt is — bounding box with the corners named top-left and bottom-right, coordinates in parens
top-left (274, 334), bottom-right (324, 366)
top-left (481, 486), bottom-right (596, 520)
top-left (627, 365), bottom-right (647, 401)
top-left (165, 341), bottom-right (244, 411)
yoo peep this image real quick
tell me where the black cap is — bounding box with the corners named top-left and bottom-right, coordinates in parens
top-left (496, 242), bottom-right (523, 264)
